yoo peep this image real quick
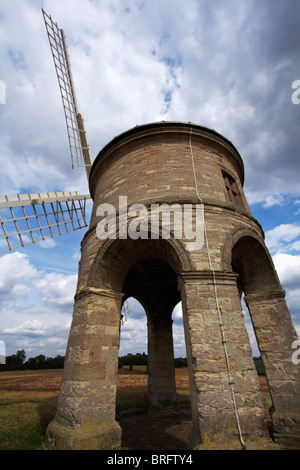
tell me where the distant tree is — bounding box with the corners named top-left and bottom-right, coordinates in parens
top-left (25, 354), bottom-right (65, 370)
top-left (6, 349), bottom-right (26, 366)
top-left (118, 353), bottom-right (188, 369)
top-left (174, 357), bottom-right (187, 368)
top-left (26, 356), bottom-right (38, 369)
top-left (45, 355), bottom-right (64, 369)
top-left (1, 349), bottom-right (65, 370)
top-left (17, 349), bottom-right (26, 364)
top-left (35, 354), bottom-right (47, 367)
top-left (118, 352), bottom-right (148, 368)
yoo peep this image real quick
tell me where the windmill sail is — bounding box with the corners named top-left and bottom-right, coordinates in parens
top-left (0, 11), bottom-right (93, 253)
top-left (0, 191), bottom-right (90, 253)
top-left (42, 8), bottom-right (92, 177)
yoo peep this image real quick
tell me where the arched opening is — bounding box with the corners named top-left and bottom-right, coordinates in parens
top-left (121, 254), bottom-right (181, 412)
top-left (95, 237), bottom-right (193, 449)
top-left (116, 296), bottom-right (191, 450)
top-left (231, 235), bottom-right (280, 296)
top-left (172, 301), bottom-right (187, 359)
top-left (119, 297), bottom-right (148, 358)
top-left (231, 235), bottom-right (286, 440)
top-left (239, 292), bottom-right (274, 438)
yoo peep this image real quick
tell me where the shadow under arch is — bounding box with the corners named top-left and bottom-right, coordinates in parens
top-left (231, 234), bottom-right (282, 296)
top-left (88, 236), bottom-right (194, 417)
top-left (87, 234), bottom-right (195, 293)
top-left (222, 226), bottom-right (268, 271)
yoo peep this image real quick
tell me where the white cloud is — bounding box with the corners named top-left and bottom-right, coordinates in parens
top-left (3, 320), bottom-right (47, 337)
top-left (0, 251), bottom-right (75, 357)
top-left (291, 240), bottom-right (300, 251)
top-left (120, 316), bottom-right (148, 356)
top-left (34, 272), bottom-right (77, 306)
top-left (262, 194), bottom-right (286, 209)
top-left (267, 228), bottom-right (300, 341)
top-left (39, 238), bottom-right (57, 249)
top-left (265, 224), bottom-right (300, 253)
top-left (0, 251), bottom-right (37, 293)
top-left (11, 283), bottom-right (30, 298)
top-left (273, 253), bottom-right (300, 291)
top-left (172, 302), bottom-right (183, 320)
top-left (2, 319), bottom-right (71, 357)
top-left (72, 250), bottom-right (81, 262)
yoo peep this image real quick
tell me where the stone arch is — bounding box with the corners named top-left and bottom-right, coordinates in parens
top-left (121, 293), bottom-right (150, 316)
top-left (231, 234), bottom-right (282, 295)
top-left (227, 232), bottom-right (300, 446)
top-left (222, 226), bottom-right (267, 272)
top-left (86, 235), bottom-right (193, 416)
top-left (87, 234), bottom-right (195, 293)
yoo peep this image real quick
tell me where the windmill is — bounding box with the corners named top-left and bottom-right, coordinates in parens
top-left (0, 9), bottom-right (91, 254)
top-left (0, 9), bottom-right (129, 316)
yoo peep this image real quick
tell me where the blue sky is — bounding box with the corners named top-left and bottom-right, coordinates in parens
top-left (0, 0), bottom-right (299, 360)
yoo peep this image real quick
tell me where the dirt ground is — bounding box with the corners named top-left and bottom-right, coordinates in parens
top-left (117, 371), bottom-right (273, 450)
top-left (0, 368), bottom-right (272, 450)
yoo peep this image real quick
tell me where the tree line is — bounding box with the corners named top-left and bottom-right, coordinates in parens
top-left (1, 349), bottom-right (64, 370)
top-left (118, 353), bottom-right (187, 368)
top-left (0, 349), bottom-right (188, 371)
top-left (1, 349), bottom-right (264, 375)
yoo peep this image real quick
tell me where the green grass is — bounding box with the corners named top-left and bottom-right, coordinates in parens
top-left (116, 390), bottom-right (147, 413)
top-left (254, 358), bottom-right (266, 376)
top-left (116, 389), bottom-right (190, 414)
top-left (0, 392), bottom-right (58, 450)
top-left (0, 387), bottom-right (191, 450)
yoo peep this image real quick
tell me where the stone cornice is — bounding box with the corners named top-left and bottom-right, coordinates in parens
top-left (244, 290), bottom-right (286, 303)
top-left (89, 121), bottom-right (245, 198)
top-left (75, 286), bottom-right (124, 302)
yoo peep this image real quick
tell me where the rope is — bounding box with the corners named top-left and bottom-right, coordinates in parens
top-left (121, 299), bottom-right (130, 325)
top-left (189, 128), bottom-right (247, 450)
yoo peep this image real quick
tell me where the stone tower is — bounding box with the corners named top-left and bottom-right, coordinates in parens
top-left (45, 122), bottom-right (300, 450)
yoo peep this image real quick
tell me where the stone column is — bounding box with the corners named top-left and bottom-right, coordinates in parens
top-left (245, 290), bottom-right (300, 448)
top-left (146, 315), bottom-right (179, 412)
top-left (181, 271), bottom-right (273, 450)
top-left (45, 287), bottom-right (123, 450)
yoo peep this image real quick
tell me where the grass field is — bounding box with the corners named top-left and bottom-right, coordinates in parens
top-left (0, 365), bottom-right (271, 450)
top-left (0, 390), bottom-right (58, 450)
top-left (0, 367), bottom-right (191, 450)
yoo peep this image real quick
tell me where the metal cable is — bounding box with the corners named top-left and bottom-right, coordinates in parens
top-left (189, 128), bottom-right (246, 450)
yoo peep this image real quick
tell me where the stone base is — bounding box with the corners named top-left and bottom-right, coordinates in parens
top-left (274, 434), bottom-right (300, 450)
top-left (272, 410), bottom-right (300, 450)
top-left (188, 427), bottom-right (279, 450)
top-left (44, 417), bottom-right (122, 450)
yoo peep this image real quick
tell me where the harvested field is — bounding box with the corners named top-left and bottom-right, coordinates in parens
top-left (0, 367), bottom-right (190, 392)
top-left (0, 369), bottom-right (62, 392)
top-left (117, 367), bottom-right (190, 391)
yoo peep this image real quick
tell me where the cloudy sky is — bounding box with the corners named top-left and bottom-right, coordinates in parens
top-left (0, 0), bottom-right (299, 361)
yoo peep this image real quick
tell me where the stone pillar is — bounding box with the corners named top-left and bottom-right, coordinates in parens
top-left (45, 287), bottom-right (123, 450)
top-left (245, 290), bottom-right (300, 448)
top-left (146, 315), bottom-right (179, 412)
top-left (181, 271), bottom-right (273, 450)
